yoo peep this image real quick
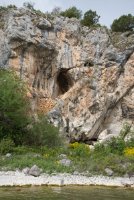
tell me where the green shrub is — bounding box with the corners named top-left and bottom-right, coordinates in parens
top-left (106, 137), bottom-right (126, 155)
top-left (0, 5), bottom-right (16, 13)
top-left (126, 138), bottom-right (134, 148)
top-left (0, 138), bottom-right (15, 154)
top-left (33, 9), bottom-right (46, 18)
top-left (111, 14), bottom-right (134, 32)
top-left (69, 142), bottom-right (90, 158)
top-left (25, 116), bottom-right (62, 147)
top-left (7, 5), bottom-right (17, 9)
top-left (93, 136), bottom-right (132, 156)
top-left (120, 122), bottom-right (131, 139)
top-left (60, 6), bottom-right (82, 19)
top-left (23, 1), bottom-right (35, 10)
top-left (0, 69), bottom-right (30, 145)
top-left (81, 9), bottom-right (100, 28)
top-left (0, 6), bottom-right (8, 12)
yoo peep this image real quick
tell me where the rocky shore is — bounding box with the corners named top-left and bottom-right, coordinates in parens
top-left (0, 171), bottom-right (134, 187)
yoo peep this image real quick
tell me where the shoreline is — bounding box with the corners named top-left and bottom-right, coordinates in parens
top-left (0, 171), bottom-right (134, 187)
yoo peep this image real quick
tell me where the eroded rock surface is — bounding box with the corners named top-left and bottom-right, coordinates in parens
top-left (0, 7), bottom-right (134, 142)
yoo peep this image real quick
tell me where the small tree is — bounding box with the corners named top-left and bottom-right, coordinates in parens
top-left (111, 14), bottom-right (134, 32)
top-left (81, 9), bottom-right (100, 27)
top-left (25, 116), bottom-right (62, 147)
top-left (60, 6), bottom-right (82, 19)
top-left (0, 69), bottom-right (30, 145)
top-left (51, 6), bottom-right (62, 16)
top-left (23, 1), bottom-right (35, 10)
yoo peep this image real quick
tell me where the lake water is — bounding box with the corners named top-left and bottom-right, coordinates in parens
top-left (0, 186), bottom-right (134, 200)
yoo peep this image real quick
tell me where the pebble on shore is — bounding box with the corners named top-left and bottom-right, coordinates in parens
top-left (0, 171), bottom-right (134, 187)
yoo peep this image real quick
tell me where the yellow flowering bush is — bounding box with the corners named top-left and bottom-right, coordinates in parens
top-left (43, 153), bottom-right (49, 158)
top-left (55, 160), bottom-right (60, 165)
top-left (69, 142), bottom-right (80, 149)
top-left (124, 147), bottom-right (134, 156)
top-left (69, 142), bottom-right (90, 157)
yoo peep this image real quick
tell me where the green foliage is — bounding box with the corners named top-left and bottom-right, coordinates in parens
top-left (23, 1), bottom-right (35, 10)
top-left (0, 69), bottom-right (63, 148)
top-left (69, 142), bottom-right (90, 158)
top-left (33, 9), bottom-right (46, 18)
top-left (25, 116), bottom-right (62, 147)
top-left (111, 14), bottom-right (134, 32)
top-left (0, 137), bottom-right (134, 175)
top-left (0, 5), bottom-right (16, 12)
top-left (81, 9), bottom-right (100, 27)
top-left (0, 6), bottom-right (8, 12)
top-left (7, 5), bottom-right (17, 9)
top-left (60, 6), bottom-right (82, 19)
top-left (106, 137), bottom-right (126, 155)
top-left (0, 69), bottom-right (30, 145)
top-left (0, 138), bottom-right (15, 154)
top-left (120, 122), bottom-right (131, 139)
top-left (94, 137), bottom-right (126, 156)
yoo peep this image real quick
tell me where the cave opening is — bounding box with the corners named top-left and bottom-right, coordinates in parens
top-left (56, 69), bottom-right (73, 95)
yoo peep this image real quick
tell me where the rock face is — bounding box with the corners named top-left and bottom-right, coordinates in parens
top-left (0, 7), bottom-right (134, 142)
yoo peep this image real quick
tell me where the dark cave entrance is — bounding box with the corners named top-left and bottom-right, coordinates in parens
top-left (56, 69), bottom-right (73, 95)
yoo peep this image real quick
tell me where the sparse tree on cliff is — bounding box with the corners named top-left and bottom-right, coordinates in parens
top-left (81, 9), bottom-right (100, 27)
top-left (60, 6), bottom-right (82, 19)
top-left (111, 14), bottom-right (134, 32)
top-left (23, 1), bottom-right (35, 10)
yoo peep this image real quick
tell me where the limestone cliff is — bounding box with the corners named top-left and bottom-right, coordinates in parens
top-left (0, 7), bottom-right (134, 142)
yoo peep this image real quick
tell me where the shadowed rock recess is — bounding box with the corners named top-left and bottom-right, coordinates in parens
top-left (0, 7), bottom-right (134, 142)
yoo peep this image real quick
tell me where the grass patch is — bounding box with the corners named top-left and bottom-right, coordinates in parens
top-left (0, 137), bottom-right (133, 176)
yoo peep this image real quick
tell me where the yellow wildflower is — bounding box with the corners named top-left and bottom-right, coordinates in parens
top-left (69, 142), bottom-right (80, 149)
top-left (124, 147), bottom-right (134, 156)
top-left (44, 153), bottom-right (49, 158)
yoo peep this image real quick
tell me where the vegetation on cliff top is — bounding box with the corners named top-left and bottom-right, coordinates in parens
top-left (60, 6), bottom-right (82, 19)
top-left (1, 2), bottom-right (134, 31)
top-left (111, 14), bottom-right (134, 32)
top-left (81, 10), bottom-right (100, 28)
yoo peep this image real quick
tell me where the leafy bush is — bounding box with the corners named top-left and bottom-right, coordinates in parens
top-left (111, 14), bottom-right (134, 32)
top-left (7, 5), bottom-right (17, 9)
top-left (23, 1), bottom-right (35, 10)
top-left (25, 116), bottom-right (62, 147)
top-left (33, 9), bottom-right (46, 18)
top-left (0, 6), bottom-right (8, 12)
top-left (60, 6), bottom-right (82, 19)
top-left (0, 69), bottom-right (30, 145)
top-left (0, 138), bottom-right (15, 154)
top-left (81, 9), bottom-right (100, 27)
top-left (0, 5), bottom-right (16, 13)
top-left (93, 137), bottom-right (126, 156)
top-left (106, 137), bottom-right (126, 155)
top-left (69, 142), bottom-right (90, 157)
top-left (94, 136), bottom-right (134, 157)
top-left (120, 122), bottom-right (131, 139)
